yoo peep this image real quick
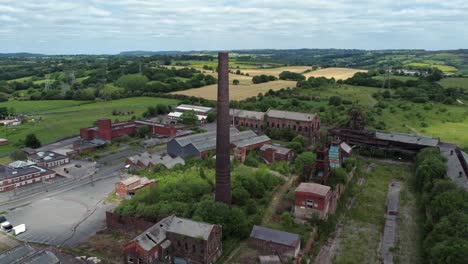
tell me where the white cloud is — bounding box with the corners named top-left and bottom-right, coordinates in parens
top-left (0, 0), bottom-right (466, 54)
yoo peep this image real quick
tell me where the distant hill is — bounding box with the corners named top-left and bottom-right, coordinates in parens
top-left (0, 52), bottom-right (45, 57)
top-left (119, 50), bottom-right (192, 56)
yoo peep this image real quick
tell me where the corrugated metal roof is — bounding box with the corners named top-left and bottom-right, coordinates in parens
top-left (176, 104), bottom-right (213, 113)
top-left (266, 109), bottom-right (316, 122)
top-left (250, 225), bottom-right (300, 247)
top-left (375, 132), bottom-right (439, 147)
top-left (260, 144), bottom-right (292, 155)
top-left (295, 182), bottom-right (331, 196)
top-left (234, 135), bottom-right (271, 148)
top-left (230, 109), bottom-right (265, 120)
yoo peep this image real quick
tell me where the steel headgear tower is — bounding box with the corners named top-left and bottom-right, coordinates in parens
top-left (215, 52), bottom-right (231, 205)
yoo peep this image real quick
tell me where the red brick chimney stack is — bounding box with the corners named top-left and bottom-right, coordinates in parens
top-left (215, 52), bottom-right (231, 205)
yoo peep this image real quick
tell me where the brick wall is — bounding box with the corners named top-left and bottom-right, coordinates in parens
top-left (106, 211), bottom-right (157, 234)
top-left (248, 237), bottom-right (299, 258)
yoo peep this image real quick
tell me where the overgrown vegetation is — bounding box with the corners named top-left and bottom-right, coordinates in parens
top-left (115, 164), bottom-right (284, 240)
top-left (414, 148), bottom-right (468, 263)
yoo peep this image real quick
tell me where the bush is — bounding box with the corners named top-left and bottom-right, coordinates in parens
top-left (328, 96), bottom-right (342, 106)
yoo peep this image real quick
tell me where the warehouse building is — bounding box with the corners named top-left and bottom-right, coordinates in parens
top-left (80, 119), bottom-right (177, 142)
top-left (0, 163), bottom-right (56, 192)
top-left (167, 128), bottom-right (271, 158)
top-left (230, 108), bottom-right (320, 140)
top-left (126, 152), bottom-right (185, 169)
top-left (168, 104), bottom-right (214, 124)
top-left (27, 151), bottom-right (70, 168)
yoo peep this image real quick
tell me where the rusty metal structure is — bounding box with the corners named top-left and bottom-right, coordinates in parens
top-left (215, 52), bottom-right (232, 205)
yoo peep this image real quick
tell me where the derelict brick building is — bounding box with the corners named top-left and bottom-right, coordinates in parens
top-left (80, 118), bottom-right (176, 142)
top-left (230, 109), bottom-right (321, 140)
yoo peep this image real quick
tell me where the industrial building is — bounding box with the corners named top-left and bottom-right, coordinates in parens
top-left (0, 163), bottom-right (56, 192)
top-left (230, 108), bottom-right (320, 140)
top-left (248, 225), bottom-right (301, 258)
top-left (167, 128), bottom-right (271, 158)
top-left (260, 144), bottom-right (295, 163)
top-left (167, 104), bottom-right (214, 124)
top-left (80, 119), bottom-right (177, 142)
top-left (295, 182), bottom-right (332, 220)
top-left (125, 152), bottom-right (185, 169)
top-left (328, 129), bottom-right (440, 154)
top-left (27, 151), bottom-right (70, 168)
top-left (115, 175), bottom-right (156, 199)
top-left (123, 215), bottom-right (222, 264)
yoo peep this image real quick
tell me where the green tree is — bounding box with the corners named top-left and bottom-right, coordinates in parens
top-left (179, 111), bottom-right (198, 125)
top-left (115, 74), bottom-right (149, 91)
top-left (294, 151), bottom-right (316, 174)
top-left (207, 112), bottom-right (216, 123)
top-left (10, 149), bottom-right (27, 161)
top-left (233, 79), bottom-right (240, 85)
top-left (329, 96), bottom-right (342, 106)
top-left (136, 126), bottom-right (151, 138)
top-left (25, 133), bottom-right (41, 149)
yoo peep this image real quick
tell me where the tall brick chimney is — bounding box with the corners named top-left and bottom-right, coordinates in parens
top-left (215, 52), bottom-right (231, 205)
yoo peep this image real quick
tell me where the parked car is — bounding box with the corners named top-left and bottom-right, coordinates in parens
top-left (75, 164), bottom-right (82, 168)
top-left (1, 221), bottom-right (13, 232)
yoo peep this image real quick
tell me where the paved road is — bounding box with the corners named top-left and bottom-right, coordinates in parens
top-left (4, 169), bottom-right (121, 246)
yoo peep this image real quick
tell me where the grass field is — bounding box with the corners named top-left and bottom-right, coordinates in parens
top-left (171, 80), bottom-right (297, 100)
top-left (334, 163), bottom-right (421, 264)
top-left (0, 97), bottom-right (179, 155)
top-left (439, 77), bottom-right (468, 90)
top-left (405, 62), bottom-right (458, 73)
top-left (373, 75), bottom-right (419, 81)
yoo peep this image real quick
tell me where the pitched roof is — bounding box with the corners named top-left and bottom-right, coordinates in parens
top-left (165, 216), bottom-right (214, 240)
top-left (119, 175), bottom-right (141, 186)
top-left (250, 225), bottom-right (300, 247)
top-left (295, 182), bottom-right (331, 196)
top-left (176, 104), bottom-right (213, 113)
top-left (375, 132), bottom-right (439, 147)
top-left (127, 152), bottom-right (185, 169)
top-left (266, 109), bottom-right (316, 122)
top-left (133, 215), bottom-right (217, 251)
top-left (260, 144), bottom-right (292, 155)
top-left (230, 109), bottom-right (265, 120)
top-left (234, 135), bottom-right (271, 148)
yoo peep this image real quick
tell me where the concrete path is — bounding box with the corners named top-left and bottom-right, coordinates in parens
top-left (380, 181), bottom-right (401, 264)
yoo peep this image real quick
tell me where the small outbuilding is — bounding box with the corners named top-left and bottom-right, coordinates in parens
top-left (260, 144), bottom-right (295, 163)
top-left (295, 182), bottom-right (332, 220)
top-left (248, 225), bottom-right (301, 258)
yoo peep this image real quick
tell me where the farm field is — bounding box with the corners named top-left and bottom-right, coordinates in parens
top-left (333, 163), bottom-right (421, 264)
top-left (304, 67), bottom-right (367, 80)
top-left (372, 75), bottom-right (419, 81)
top-left (171, 80), bottom-right (296, 100)
top-left (439, 77), bottom-right (468, 90)
top-left (172, 59), bottom-right (284, 69)
top-left (0, 97), bottom-right (179, 155)
top-left (405, 62), bottom-right (458, 73)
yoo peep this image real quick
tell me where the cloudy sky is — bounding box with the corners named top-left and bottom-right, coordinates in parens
top-left (0, 0), bottom-right (467, 54)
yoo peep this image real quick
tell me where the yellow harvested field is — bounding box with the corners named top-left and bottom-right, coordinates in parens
top-left (304, 67), bottom-right (367, 80)
top-left (170, 80), bottom-right (297, 100)
top-left (241, 66), bottom-right (310, 77)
